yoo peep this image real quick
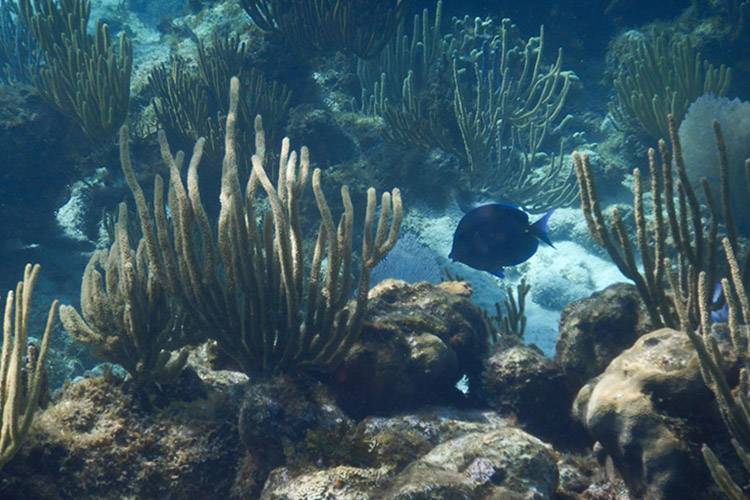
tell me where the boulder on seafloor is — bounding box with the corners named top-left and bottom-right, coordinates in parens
top-left (260, 465), bottom-right (392, 499)
top-left (0, 369), bottom-right (241, 499)
top-left (258, 406), bottom-right (564, 500)
top-left (327, 279), bottom-right (490, 416)
top-left (478, 337), bottom-right (584, 446)
top-left (353, 407), bottom-right (511, 470)
top-left (385, 427), bottom-right (559, 499)
top-left (237, 374), bottom-right (352, 470)
top-left (556, 283), bottom-right (652, 392)
top-left (573, 328), bottom-right (733, 499)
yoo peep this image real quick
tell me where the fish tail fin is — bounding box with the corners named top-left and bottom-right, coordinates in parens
top-left (712, 281), bottom-right (724, 305)
top-left (531, 209), bottom-right (555, 248)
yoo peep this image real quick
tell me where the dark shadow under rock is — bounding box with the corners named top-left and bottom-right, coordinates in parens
top-left (235, 374), bottom-right (353, 498)
top-left (0, 84), bottom-right (69, 248)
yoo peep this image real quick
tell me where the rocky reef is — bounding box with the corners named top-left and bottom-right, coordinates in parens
top-left (2, 0), bottom-right (750, 498)
top-left (5, 279), bottom-right (740, 499)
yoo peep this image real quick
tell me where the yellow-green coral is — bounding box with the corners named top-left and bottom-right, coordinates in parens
top-left (18, 0), bottom-right (132, 142)
top-left (123, 76), bottom-right (403, 376)
top-left (149, 34), bottom-right (291, 168)
top-left (0, 264), bottom-right (57, 469)
top-left (59, 204), bottom-right (191, 389)
top-left (673, 242), bottom-right (750, 500)
top-left (359, 1), bottom-right (575, 210)
top-left (610, 32), bottom-right (731, 140)
top-left (573, 114), bottom-right (730, 328)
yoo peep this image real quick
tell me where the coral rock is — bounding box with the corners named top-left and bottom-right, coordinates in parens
top-left (556, 283), bottom-right (652, 391)
top-left (386, 427), bottom-right (559, 499)
top-left (286, 105), bottom-right (357, 166)
top-left (479, 338), bottom-right (581, 445)
top-left (238, 374), bottom-right (351, 465)
top-left (260, 465), bottom-right (392, 499)
top-left (259, 407), bottom-right (565, 500)
top-left (328, 279), bottom-right (490, 415)
top-left (0, 374), bottom-right (240, 499)
top-left (573, 328), bottom-right (728, 499)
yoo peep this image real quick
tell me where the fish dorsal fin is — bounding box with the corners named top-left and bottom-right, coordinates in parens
top-left (530, 209), bottom-right (555, 248)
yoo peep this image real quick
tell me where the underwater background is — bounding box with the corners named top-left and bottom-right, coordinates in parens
top-left (1, 0), bottom-right (750, 498)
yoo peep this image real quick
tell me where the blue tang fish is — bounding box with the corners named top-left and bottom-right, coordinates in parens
top-left (711, 282), bottom-right (728, 323)
top-left (449, 203), bottom-right (555, 279)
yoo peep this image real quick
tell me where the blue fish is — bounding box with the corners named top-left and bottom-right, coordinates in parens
top-left (711, 282), bottom-right (729, 323)
top-left (449, 204), bottom-right (555, 279)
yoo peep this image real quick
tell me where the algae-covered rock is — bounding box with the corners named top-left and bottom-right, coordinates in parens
top-left (0, 372), bottom-right (240, 499)
top-left (479, 337), bottom-right (580, 444)
top-left (329, 279), bottom-right (490, 415)
top-left (386, 427), bottom-right (559, 499)
top-left (573, 328), bottom-right (729, 499)
top-left (260, 465), bottom-right (392, 499)
top-left (556, 283), bottom-right (652, 391)
top-left (238, 374), bottom-right (351, 468)
top-left (258, 407), bottom-right (563, 500)
top-left (286, 104), bottom-right (357, 166)
top-left (355, 407), bottom-right (511, 470)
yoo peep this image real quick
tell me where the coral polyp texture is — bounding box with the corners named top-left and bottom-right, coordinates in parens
top-left (59, 203), bottom-right (191, 390)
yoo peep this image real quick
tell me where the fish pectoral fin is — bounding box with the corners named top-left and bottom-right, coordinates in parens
top-left (490, 267), bottom-right (506, 279)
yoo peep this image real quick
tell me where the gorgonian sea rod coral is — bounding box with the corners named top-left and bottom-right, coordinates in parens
top-left (0, 264), bottom-right (57, 469)
top-left (359, 1), bottom-right (575, 210)
top-left (240, 0), bottom-right (409, 59)
top-left (120, 77), bottom-right (402, 376)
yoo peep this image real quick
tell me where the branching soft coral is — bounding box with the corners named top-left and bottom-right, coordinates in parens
top-left (0, 264), bottom-right (57, 469)
top-left (121, 76), bottom-right (403, 376)
top-left (60, 204), bottom-right (191, 389)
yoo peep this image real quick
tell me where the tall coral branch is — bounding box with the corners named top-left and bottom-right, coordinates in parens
top-left (59, 202), bottom-right (191, 388)
top-left (17, 0), bottom-right (131, 141)
top-left (240, 0), bottom-right (409, 59)
top-left (573, 114), bottom-right (727, 329)
top-left (122, 76), bottom-right (402, 376)
top-left (676, 246), bottom-right (750, 499)
top-left (359, 1), bottom-right (574, 209)
top-left (0, 264), bottom-right (57, 469)
top-left (610, 32), bottom-right (731, 139)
